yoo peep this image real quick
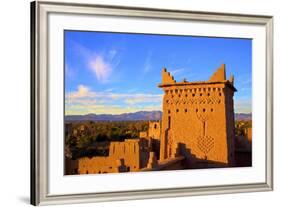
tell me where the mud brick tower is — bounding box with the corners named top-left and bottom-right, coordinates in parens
top-left (159, 64), bottom-right (236, 166)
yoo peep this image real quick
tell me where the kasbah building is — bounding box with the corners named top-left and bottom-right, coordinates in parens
top-left (65, 64), bottom-right (252, 175)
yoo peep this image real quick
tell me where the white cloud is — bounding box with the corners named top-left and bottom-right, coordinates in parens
top-left (70, 41), bottom-right (121, 83)
top-left (143, 53), bottom-right (152, 73)
top-left (67, 84), bottom-right (90, 99)
top-left (89, 55), bottom-right (112, 83)
top-left (170, 68), bottom-right (184, 76)
top-left (65, 85), bottom-right (162, 115)
top-left (124, 94), bottom-right (162, 105)
top-left (105, 88), bottom-right (115, 92)
top-left (144, 62), bottom-right (151, 73)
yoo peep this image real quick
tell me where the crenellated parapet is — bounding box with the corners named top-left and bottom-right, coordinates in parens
top-left (209, 63), bottom-right (226, 82)
top-left (161, 68), bottom-right (176, 85)
top-left (159, 64), bottom-right (236, 90)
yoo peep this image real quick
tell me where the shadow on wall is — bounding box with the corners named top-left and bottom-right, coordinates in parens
top-left (177, 143), bottom-right (251, 169)
top-left (150, 138), bottom-right (160, 160)
top-left (177, 143), bottom-right (227, 169)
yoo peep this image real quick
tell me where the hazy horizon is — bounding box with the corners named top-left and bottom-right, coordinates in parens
top-left (65, 110), bottom-right (252, 116)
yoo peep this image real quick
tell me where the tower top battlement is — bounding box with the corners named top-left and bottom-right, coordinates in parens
top-left (209, 64), bottom-right (226, 82)
top-left (162, 68), bottom-right (176, 85)
top-left (159, 64), bottom-right (237, 92)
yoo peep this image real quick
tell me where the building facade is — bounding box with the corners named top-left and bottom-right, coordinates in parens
top-left (159, 64), bottom-right (236, 166)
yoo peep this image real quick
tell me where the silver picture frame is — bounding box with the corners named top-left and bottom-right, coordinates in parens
top-left (30, 0), bottom-right (273, 205)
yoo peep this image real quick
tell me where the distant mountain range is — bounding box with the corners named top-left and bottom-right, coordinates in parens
top-left (65, 111), bottom-right (162, 122)
top-left (235, 113), bottom-right (252, 121)
top-left (65, 111), bottom-right (251, 121)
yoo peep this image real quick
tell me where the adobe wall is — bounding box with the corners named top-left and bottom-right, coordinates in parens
top-left (78, 156), bottom-right (120, 174)
top-left (159, 65), bottom-right (236, 166)
top-left (148, 121), bottom-right (161, 139)
top-left (109, 139), bottom-right (141, 171)
top-left (78, 139), bottom-right (150, 174)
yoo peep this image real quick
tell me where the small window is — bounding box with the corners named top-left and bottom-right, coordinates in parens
top-left (219, 93), bottom-right (222, 96)
top-left (203, 108), bottom-right (206, 112)
top-left (185, 109), bottom-right (187, 113)
top-left (200, 93), bottom-right (202, 96)
top-left (192, 94), bottom-right (195, 97)
top-left (196, 109), bottom-right (198, 112)
top-left (168, 110), bottom-right (171, 114)
top-left (154, 124), bottom-right (157, 129)
top-left (207, 93), bottom-right (210, 96)
top-left (211, 108), bottom-right (213, 112)
top-left (176, 109), bottom-right (179, 113)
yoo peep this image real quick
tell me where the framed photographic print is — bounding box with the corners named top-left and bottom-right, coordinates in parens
top-left (31, 0), bottom-right (273, 205)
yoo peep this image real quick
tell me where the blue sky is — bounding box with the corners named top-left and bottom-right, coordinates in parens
top-left (65, 31), bottom-right (252, 115)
